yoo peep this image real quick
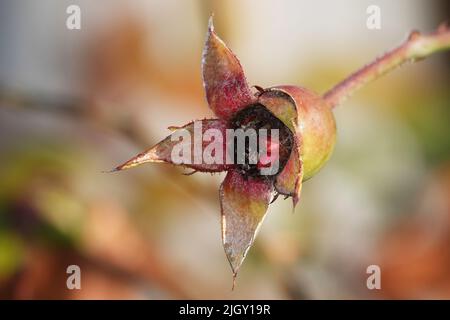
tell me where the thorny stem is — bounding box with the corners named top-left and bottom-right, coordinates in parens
top-left (323, 23), bottom-right (450, 109)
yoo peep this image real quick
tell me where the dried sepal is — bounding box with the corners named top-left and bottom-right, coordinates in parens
top-left (257, 88), bottom-right (298, 132)
top-left (258, 88), bottom-right (303, 207)
top-left (220, 170), bottom-right (273, 281)
top-left (113, 119), bottom-right (230, 172)
top-left (202, 16), bottom-right (254, 120)
top-left (274, 147), bottom-right (303, 207)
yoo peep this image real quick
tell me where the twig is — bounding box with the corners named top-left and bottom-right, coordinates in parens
top-left (323, 23), bottom-right (450, 109)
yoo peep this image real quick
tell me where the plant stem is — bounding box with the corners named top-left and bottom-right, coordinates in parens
top-left (323, 23), bottom-right (450, 109)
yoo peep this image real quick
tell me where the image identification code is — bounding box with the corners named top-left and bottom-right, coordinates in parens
top-left (179, 304), bottom-right (271, 317)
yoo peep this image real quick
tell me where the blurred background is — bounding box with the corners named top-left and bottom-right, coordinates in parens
top-left (0, 0), bottom-right (449, 299)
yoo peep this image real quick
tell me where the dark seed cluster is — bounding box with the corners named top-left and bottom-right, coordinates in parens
top-left (229, 104), bottom-right (294, 178)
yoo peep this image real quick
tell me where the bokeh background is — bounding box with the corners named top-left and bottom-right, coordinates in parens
top-left (0, 0), bottom-right (449, 299)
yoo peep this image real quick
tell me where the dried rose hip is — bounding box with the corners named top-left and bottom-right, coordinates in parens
top-left (112, 17), bottom-right (450, 284)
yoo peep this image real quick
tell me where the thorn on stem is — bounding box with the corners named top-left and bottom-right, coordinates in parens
top-left (408, 30), bottom-right (421, 41)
